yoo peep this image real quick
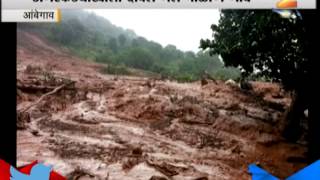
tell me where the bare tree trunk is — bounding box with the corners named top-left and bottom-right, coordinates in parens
top-left (308, 107), bottom-right (320, 161)
top-left (282, 90), bottom-right (306, 142)
top-left (282, 87), bottom-right (319, 161)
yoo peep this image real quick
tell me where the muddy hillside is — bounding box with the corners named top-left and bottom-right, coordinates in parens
top-left (17, 30), bottom-right (308, 180)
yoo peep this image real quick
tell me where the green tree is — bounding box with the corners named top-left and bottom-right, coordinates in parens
top-left (200, 10), bottom-right (317, 160)
top-left (118, 47), bottom-right (155, 70)
top-left (95, 49), bottom-right (115, 64)
top-left (108, 38), bottom-right (119, 53)
top-left (51, 18), bottom-right (88, 46)
top-left (118, 34), bottom-right (127, 47)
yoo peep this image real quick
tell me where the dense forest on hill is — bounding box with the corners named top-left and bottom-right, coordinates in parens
top-left (18, 10), bottom-right (241, 82)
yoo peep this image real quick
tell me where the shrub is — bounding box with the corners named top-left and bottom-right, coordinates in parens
top-left (100, 64), bottom-right (131, 75)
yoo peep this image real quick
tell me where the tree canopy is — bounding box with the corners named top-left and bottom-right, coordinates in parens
top-left (200, 10), bottom-right (309, 90)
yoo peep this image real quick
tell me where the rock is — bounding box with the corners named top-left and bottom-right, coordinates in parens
top-left (132, 147), bottom-right (143, 156)
top-left (31, 130), bottom-right (40, 136)
top-left (122, 157), bottom-right (141, 170)
top-left (231, 145), bottom-right (241, 154)
top-left (97, 108), bottom-right (106, 113)
top-left (271, 93), bottom-right (284, 99)
top-left (146, 161), bottom-right (179, 177)
top-left (17, 111), bottom-right (30, 130)
top-left (149, 175), bottom-right (168, 180)
top-left (245, 107), bottom-right (270, 121)
top-left (240, 80), bottom-right (253, 90)
top-left (225, 79), bottom-right (238, 87)
top-left (192, 177), bottom-right (208, 180)
top-left (97, 163), bottom-right (107, 170)
top-left (201, 78), bottom-right (208, 86)
top-left (66, 167), bottom-right (96, 180)
top-left (50, 132), bottom-right (54, 137)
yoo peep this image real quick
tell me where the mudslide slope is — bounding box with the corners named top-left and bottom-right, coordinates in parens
top-left (17, 30), bottom-right (307, 180)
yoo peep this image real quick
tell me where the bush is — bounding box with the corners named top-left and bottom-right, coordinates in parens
top-left (95, 49), bottom-right (115, 64)
top-left (100, 64), bottom-right (131, 75)
top-left (175, 74), bottom-right (197, 82)
top-left (213, 68), bottom-right (241, 81)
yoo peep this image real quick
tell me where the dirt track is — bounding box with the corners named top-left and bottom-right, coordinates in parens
top-left (17, 30), bottom-right (308, 180)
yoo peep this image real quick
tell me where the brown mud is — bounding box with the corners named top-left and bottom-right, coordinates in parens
top-left (17, 30), bottom-right (307, 180)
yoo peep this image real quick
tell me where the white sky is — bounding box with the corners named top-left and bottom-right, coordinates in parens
top-left (87, 9), bottom-right (220, 52)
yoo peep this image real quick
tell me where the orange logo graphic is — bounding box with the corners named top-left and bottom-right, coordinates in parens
top-left (276, 0), bottom-right (297, 8)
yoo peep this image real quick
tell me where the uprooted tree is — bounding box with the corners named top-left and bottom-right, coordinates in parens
top-left (200, 10), bottom-right (318, 161)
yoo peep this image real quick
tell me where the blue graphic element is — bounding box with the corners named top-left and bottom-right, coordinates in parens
top-left (10, 163), bottom-right (52, 180)
top-left (248, 164), bottom-right (279, 180)
top-left (287, 160), bottom-right (320, 180)
top-left (249, 160), bottom-right (320, 180)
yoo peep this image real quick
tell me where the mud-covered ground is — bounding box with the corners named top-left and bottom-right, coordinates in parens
top-left (17, 30), bottom-right (308, 180)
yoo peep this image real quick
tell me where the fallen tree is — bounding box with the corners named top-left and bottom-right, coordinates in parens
top-left (18, 81), bottom-right (75, 113)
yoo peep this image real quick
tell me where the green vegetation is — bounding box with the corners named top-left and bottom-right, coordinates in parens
top-left (18, 10), bottom-right (240, 82)
top-left (100, 64), bottom-right (131, 76)
top-left (200, 10), bottom-right (318, 160)
top-left (200, 10), bottom-right (309, 89)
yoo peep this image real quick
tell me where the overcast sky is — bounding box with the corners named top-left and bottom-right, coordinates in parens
top-left (87, 9), bottom-right (220, 52)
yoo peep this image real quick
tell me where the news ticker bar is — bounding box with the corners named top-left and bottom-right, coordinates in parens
top-left (1, 0), bottom-right (316, 22)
